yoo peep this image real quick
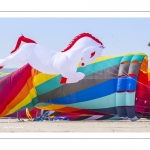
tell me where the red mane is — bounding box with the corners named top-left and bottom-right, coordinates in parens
top-left (61, 33), bottom-right (103, 52)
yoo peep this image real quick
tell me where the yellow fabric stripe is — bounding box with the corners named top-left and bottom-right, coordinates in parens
top-left (78, 55), bottom-right (122, 67)
top-left (6, 88), bottom-right (37, 116)
top-left (35, 104), bottom-right (66, 111)
top-left (33, 73), bottom-right (58, 87)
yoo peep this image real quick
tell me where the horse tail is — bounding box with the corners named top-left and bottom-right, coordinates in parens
top-left (0, 59), bottom-right (5, 69)
top-left (0, 65), bottom-right (3, 69)
top-left (10, 35), bottom-right (37, 54)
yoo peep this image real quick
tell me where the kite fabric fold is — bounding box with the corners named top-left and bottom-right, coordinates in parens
top-left (0, 52), bottom-right (149, 122)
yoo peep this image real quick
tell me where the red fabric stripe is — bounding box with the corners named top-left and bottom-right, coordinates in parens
top-left (0, 73), bottom-right (13, 93)
top-left (29, 108), bottom-right (42, 118)
top-left (0, 65), bottom-right (32, 114)
top-left (118, 75), bottom-right (127, 78)
top-left (127, 90), bottom-right (135, 92)
top-left (126, 106), bottom-right (134, 108)
top-left (128, 74), bottom-right (137, 77)
top-left (72, 109), bottom-right (111, 116)
top-left (0, 66), bottom-right (27, 103)
top-left (138, 70), bottom-right (148, 85)
top-left (136, 105), bottom-right (145, 113)
top-left (135, 98), bottom-right (148, 113)
top-left (67, 116), bottom-right (83, 120)
top-left (135, 68), bottom-right (148, 114)
top-left (53, 112), bottom-right (109, 120)
top-left (136, 83), bottom-right (148, 100)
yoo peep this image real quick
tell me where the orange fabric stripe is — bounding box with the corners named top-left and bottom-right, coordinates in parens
top-left (0, 76), bottom-right (34, 117)
top-left (131, 60), bottom-right (140, 63)
top-left (140, 59), bottom-right (148, 72)
top-left (55, 106), bottom-right (80, 112)
top-left (121, 61), bottom-right (129, 64)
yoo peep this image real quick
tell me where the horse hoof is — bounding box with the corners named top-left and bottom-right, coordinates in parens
top-left (77, 72), bottom-right (85, 79)
top-left (60, 77), bottom-right (67, 84)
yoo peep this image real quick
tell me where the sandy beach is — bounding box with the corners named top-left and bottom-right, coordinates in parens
top-left (0, 118), bottom-right (150, 132)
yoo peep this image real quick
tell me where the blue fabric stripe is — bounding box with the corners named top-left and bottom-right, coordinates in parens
top-left (117, 76), bottom-right (137, 91)
top-left (126, 77), bottom-right (137, 90)
top-left (45, 78), bottom-right (118, 104)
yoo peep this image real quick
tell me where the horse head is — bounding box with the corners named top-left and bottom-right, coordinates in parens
top-left (61, 32), bottom-right (105, 67)
top-left (80, 44), bottom-right (105, 67)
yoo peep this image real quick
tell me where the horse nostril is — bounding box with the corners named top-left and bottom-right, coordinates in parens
top-left (81, 63), bottom-right (84, 66)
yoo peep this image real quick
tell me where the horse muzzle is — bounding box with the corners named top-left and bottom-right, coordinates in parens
top-left (100, 45), bottom-right (105, 49)
top-left (81, 63), bottom-right (85, 66)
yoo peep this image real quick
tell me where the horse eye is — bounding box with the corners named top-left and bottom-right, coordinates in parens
top-left (90, 51), bottom-right (95, 58)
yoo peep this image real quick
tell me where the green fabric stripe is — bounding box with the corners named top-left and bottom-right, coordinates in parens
top-left (121, 55), bottom-right (134, 63)
top-left (126, 92), bottom-right (135, 106)
top-left (78, 56), bottom-right (123, 76)
top-left (19, 97), bottom-right (39, 110)
top-left (35, 102), bottom-right (50, 107)
top-left (108, 116), bottom-right (122, 120)
top-left (131, 54), bottom-right (145, 63)
top-left (66, 92), bottom-right (135, 109)
top-left (116, 92), bottom-right (135, 106)
top-left (116, 92), bottom-right (126, 106)
top-left (36, 75), bottom-right (62, 95)
top-left (67, 93), bottom-right (116, 109)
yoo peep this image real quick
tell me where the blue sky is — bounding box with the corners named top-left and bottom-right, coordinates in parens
top-left (0, 18), bottom-right (150, 68)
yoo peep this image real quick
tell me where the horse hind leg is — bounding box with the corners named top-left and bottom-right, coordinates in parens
top-left (0, 55), bottom-right (18, 68)
top-left (0, 47), bottom-right (28, 69)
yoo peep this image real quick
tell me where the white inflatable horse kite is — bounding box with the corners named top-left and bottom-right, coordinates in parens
top-left (0, 33), bottom-right (105, 84)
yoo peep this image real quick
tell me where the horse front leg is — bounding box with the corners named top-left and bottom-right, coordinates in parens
top-left (57, 54), bottom-right (85, 84)
top-left (60, 70), bottom-right (85, 84)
